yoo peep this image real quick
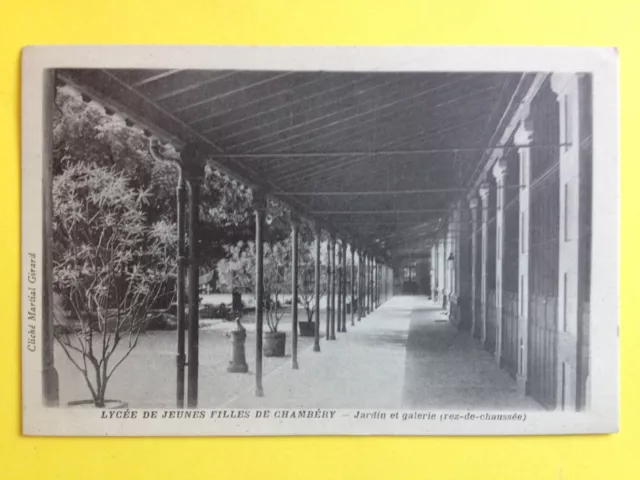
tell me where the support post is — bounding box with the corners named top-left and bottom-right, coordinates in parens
top-left (313, 224), bottom-right (322, 352)
top-left (340, 242), bottom-right (347, 332)
top-left (373, 258), bottom-right (380, 310)
top-left (493, 158), bottom-right (508, 365)
top-left (372, 257), bottom-right (376, 309)
top-left (351, 247), bottom-right (356, 326)
top-left (379, 262), bottom-right (382, 306)
top-left (330, 235), bottom-right (337, 340)
top-left (253, 190), bottom-right (267, 397)
top-left (479, 181), bottom-right (491, 346)
top-left (385, 265), bottom-right (389, 302)
top-left (441, 235), bottom-right (448, 309)
top-left (291, 218), bottom-right (300, 369)
top-left (357, 249), bottom-right (363, 321)
top-left (182, 143), bottom-right (209, 408)
top-left (372, 259), bottom-right (376, 309)
top-left (42, 69), bottom-right (59, 407)
top-left (432, 243), bottom-right (439, 302)
top-left (456, 201), bottom-right (472, 330)
top-left (515, 113), bottom-right (534, 394)
top-left (469, 195), bottom-right (480, 338)
top-left (361, 253), bottom-right (367, 317)
top-left (336, 241), bottom-right (343, 333)
top-left (365, 255), bottom-right (370, 314)
top-left (176, 175), bottom-right (187, 407)
top-left (369, 256), bottom-right (373, 312)
top-left (380, 263), bottom-right (384, 304)
top-left (378, 262), bottom-right (382, 305)
top-left (326, 238), bottom-right (331, 340)
top-left (551, 73), bottom-right (590, 411)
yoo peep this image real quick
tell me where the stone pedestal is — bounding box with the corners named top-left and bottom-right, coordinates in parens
top-left (227, 330), bottom-right (249, 373)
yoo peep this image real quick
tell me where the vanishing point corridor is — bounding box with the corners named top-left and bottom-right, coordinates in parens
top-left (227, 296), bottom-right (541, 410)
top-left (45, 66), bottom-right (593, 415)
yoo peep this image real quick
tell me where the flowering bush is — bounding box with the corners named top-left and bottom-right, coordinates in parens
top-left (52, 162), bottom-right (177, 407)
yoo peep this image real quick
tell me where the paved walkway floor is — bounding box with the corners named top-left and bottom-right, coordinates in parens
top-left (226, 295), bottom-right (542, 411)
top-left (56, 296), bottom-right (542, 410)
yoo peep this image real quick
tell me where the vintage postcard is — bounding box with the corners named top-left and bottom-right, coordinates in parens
top-left (21, 46), bottom-right (619, 436)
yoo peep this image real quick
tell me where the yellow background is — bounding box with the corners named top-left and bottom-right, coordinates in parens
top-left (0, 1), bottom-right (637, 478)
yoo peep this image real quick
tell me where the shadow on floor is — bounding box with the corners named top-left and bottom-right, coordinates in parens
top-left (401, 303), bottom-right (543, 411)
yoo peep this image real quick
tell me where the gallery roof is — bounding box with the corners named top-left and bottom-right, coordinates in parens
top-left (58, 68), bottom-right (534, 257)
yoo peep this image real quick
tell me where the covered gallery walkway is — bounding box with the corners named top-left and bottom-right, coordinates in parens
top-left (42, 60), bottom-right (593, 412)
top-left (225, 296), bottom-right (541, 411)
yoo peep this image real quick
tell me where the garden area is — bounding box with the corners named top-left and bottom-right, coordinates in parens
top-left (51, 85), bottom-right (349, 408)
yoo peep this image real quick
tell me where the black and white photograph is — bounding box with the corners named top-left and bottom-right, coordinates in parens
top-left (21, 46), bottom-right (619, 436)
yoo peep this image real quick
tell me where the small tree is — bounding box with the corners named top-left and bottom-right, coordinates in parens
top-left (52, 162), bottom-right (176, 407)
top-left (217, 240), bottom-right (291, 333)
top-left (216, 241), bottom-right (254, 295)
top-left (263, 241), bottom-right (291, 333)
top-left (298, 241), bottom-right (327, 323)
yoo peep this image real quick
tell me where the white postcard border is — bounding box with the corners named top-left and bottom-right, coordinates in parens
top-left (21, 45), bottom-right (619, 436)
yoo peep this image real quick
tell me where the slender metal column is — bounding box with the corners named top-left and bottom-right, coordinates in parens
top-left (371, 258), bottom-right (375, 310)
top-left (340, 241), bottom-right (347, 332)
top-left (357, 249), bottom-right (363, 321)
top-left (351, 246), bottom-right (356, 326)
top-left (253, 191), bottom-right (267, 397)
top-left (330, 236), bottom-right (337, 340)
top-left (374, 259), bottom-right (379, 309)
top-left (375, 260), bottom-right (379, 307)
top-left (371, 257), bottom-right (375, 311)
top-left (362, 254), bottom-right (367, 315)
top-left (368, 256), bottom-right (373, 313)
top-left (175, 175), bottom-right (187, 408)
top-left (336, 241), bottom-right (343, 333)
top-left (377, 261), bottom-right (381, 307)
top-left (182, 143), bottom-right (208, 408)
top-left (433, 243), bottom-right (439, 302)
top-left (313, 224), bottom-right (322, 352)
top-left (291, 218), bottom-right (300, 369)
top-left (326, 239), bottom-right (331, 340)
top-left (42, 70), bottom-right (59, 406)
top-left (186, 180), bottom-right (200, 407)
top-left (364, 253), bottom-right (369, 315)
top-left (381, 264), bottom-right (385, 304)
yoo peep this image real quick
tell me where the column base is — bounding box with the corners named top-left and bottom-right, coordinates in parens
top-left (449, 295), bottom-right (472, 331)
top-left (516, 374), bottom-right (527, 395)
top-left (494, 352), bottom-right (501, 366)
top-left (42, 366), bottom-right (60, 407)
top-left (227, 362), bottom-right (249, 373)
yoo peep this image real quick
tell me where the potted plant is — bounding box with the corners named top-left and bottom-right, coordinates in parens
top-left (263, 242), bottom-right (290, 357)
top-left (218, 241), bottom-right (292, 357)
top-left (52, 163), bottom-right (176, 408)
top-left (297, 241), bottom-right (327, 337)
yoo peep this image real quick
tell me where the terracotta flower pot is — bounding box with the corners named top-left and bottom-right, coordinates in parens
top-left (298, 321), bottom-right (316, 337)
top-left (264, 331), bottom-right (286, 357)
